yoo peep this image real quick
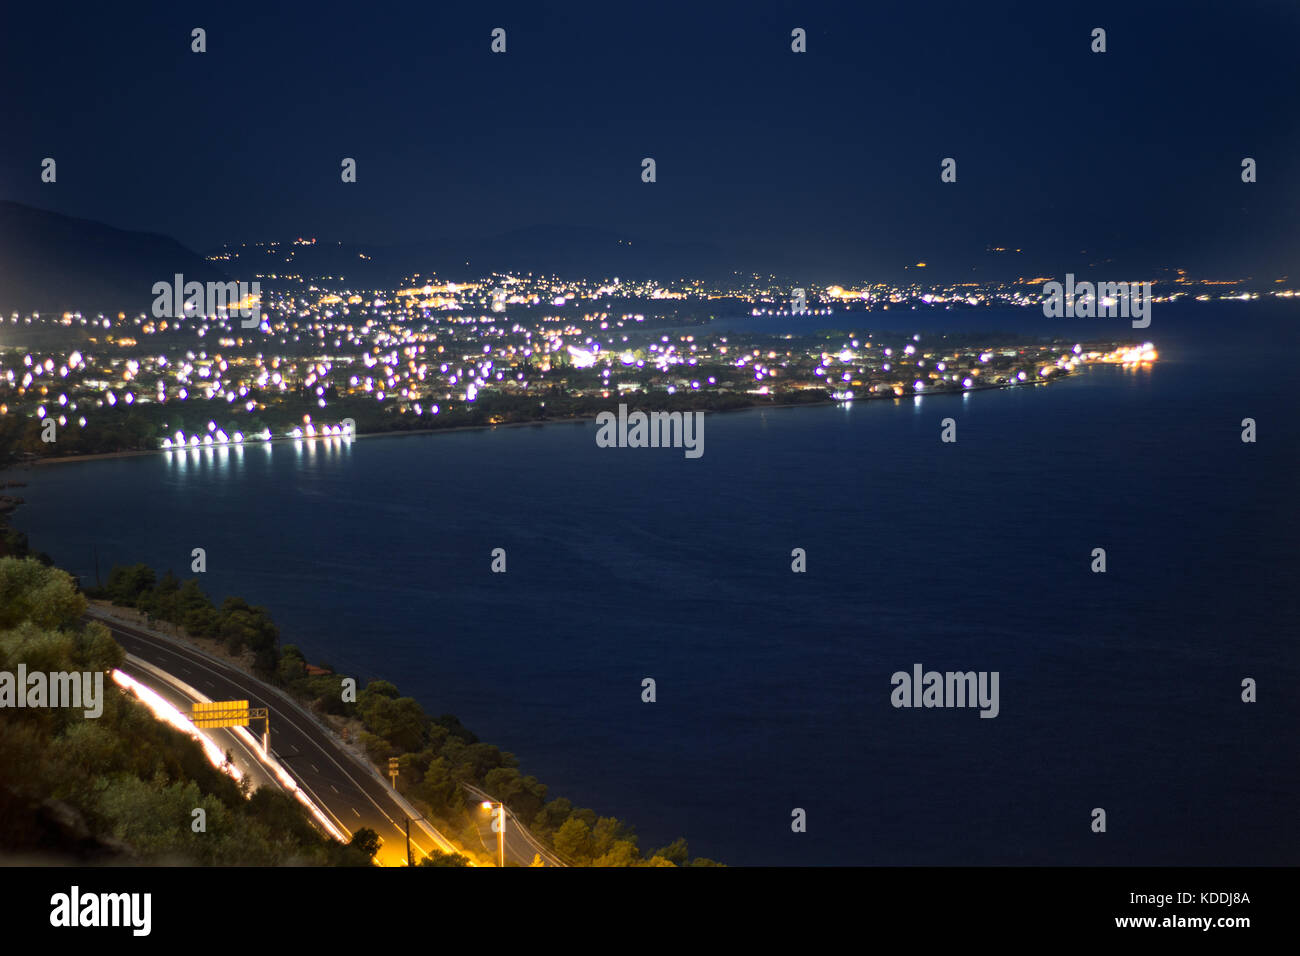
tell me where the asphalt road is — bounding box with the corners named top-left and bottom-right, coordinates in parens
top-left (91, 609), bottom-right (463, 867)
top-left (461, 781), bottom-right (569, 867)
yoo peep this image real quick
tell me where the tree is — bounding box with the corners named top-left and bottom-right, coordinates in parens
top-left (433, 712), bottom-right (477, 744)
top-left (358, 694), bottom-right (428, 753)
top-left (0, 557), bottom-right (86, 630)
top-left (213, 598), bottom-right (278, 661)
top-left (553, 817), bottom-right (593, 864)
top-left (652, 837), bottom-right (690, 866)
top-left (417, 850), bottom-right (470, 867)
top-left (78, 621), bottom-right (124, 671)
top-left (594, 840), bottom-right (640, 867)
top-left (103, 563), bottom-right (155, 607)
top-left (177, 578), bottom-right (212, 615)
top-left (362, 680), bottom-right (401, 700)
top-left (532, 797), bottom-right (573, 835)
top-left (348, 827), bottom-right (381, 861)
top-left (182, 605), bottom-right (218, 639)
top-left (252, 646), bottom-right (278, 679)
top-left (418, 757), bottom-right (460, 815)
top-left (176, 578), bottom-right (217, 637)
top-left (277, 646), bottom-right (308, 684)
top-left (483, 766), bottom-right (547, 823)
top-left (458, 742), bottom-right (510, 780)
top-left (590, 816), bottom-right (636, 859)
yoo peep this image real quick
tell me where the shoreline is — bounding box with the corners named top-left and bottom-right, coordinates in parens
top-left (23, 400), bottom-right (821, 466)
top-left (19, 369), bottom-right (1091, 468)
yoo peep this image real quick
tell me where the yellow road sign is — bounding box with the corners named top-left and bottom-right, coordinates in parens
top-left (192, 700), bottom-right (250, 728)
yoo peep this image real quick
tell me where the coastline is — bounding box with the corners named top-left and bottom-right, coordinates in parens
top-left (22, 374), bottom-right (1071, 468)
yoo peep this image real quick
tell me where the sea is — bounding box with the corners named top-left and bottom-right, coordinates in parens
top-left (16, 300), bottom-right (1300, 865)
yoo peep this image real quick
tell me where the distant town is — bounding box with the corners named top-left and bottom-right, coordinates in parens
top-left (4, 256), bottom-right (1285, 460)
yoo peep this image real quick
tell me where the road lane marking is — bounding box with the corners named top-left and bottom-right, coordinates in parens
top-left (96, 618), bottom-right (460, 854)
top-left (116, 650), bottom-right (356, 842)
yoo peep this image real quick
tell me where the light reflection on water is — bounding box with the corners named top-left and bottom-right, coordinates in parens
top-left (13, 303), bottom-right (1300, 866)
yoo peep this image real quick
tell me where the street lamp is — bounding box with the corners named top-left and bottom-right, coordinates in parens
top-left (481, 801), bottom-right (505, 868)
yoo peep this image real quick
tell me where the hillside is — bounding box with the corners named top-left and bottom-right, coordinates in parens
top-left (0, 556), bottom-right (373, 865)
top-left (0, 201), bottom-right (229, 315)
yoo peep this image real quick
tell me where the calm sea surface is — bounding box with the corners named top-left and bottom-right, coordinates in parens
top-left (17, 302), bottom-right (1300, 864)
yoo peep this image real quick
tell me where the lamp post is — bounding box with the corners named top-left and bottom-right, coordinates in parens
top-left (481, 801), bottom-right (505, 868)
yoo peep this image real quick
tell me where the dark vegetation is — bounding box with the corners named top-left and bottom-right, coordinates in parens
top-left (0, 557), bottom-right (374, 865)
top-left (97, 561), bottom-right (722, 866)
top-left (94, 564), bottom-right (281, 679)
top-left (0, 380), bottom-right (828, 460)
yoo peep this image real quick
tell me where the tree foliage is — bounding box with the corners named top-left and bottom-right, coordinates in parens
top-left (86, 561), bottom-right (723, 866)
top-left (0, 557), bottom-right (368, 865)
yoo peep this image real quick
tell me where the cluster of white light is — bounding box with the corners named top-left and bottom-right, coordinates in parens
top-left (162, 425), bottom-right (249, 449)
top-left (288, 423), bottom-right (351, 439)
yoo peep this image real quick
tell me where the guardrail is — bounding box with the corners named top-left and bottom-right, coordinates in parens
top-left (86, 606), bottom-right (461, 857)
top-left (461, 782), bottom-right (570, 867)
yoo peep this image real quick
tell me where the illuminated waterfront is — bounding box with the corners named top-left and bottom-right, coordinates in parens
top-left (15, 302), bottom-right (1299, 866)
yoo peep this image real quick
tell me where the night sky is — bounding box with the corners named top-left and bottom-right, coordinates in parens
top-left (2, 0), bottom-right (1297, 281)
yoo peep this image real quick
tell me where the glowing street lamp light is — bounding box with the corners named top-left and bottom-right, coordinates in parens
top-left (481, 801), bottom-right (505, 868)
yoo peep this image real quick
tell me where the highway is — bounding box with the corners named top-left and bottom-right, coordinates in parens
top-left (90, 609), bottom-right (464, 867)
top-left (461, 781), bottom-right (569, 867)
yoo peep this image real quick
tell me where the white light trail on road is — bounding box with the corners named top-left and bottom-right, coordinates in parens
top-left (111, 669), bottom-right (347, 843)
top-left (111, 669), bottom-right (241, 782)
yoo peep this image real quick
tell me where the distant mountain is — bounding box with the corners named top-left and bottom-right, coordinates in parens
top-left (4, 202), bottom-right (1217, 306)
top-left (0, 201), bottom-right (228, 314)
top-left (215, 225), bottom-right (739, 288)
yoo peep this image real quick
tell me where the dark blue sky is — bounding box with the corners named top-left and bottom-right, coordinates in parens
top-left (2, 0), bottom-right (1297, 281)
